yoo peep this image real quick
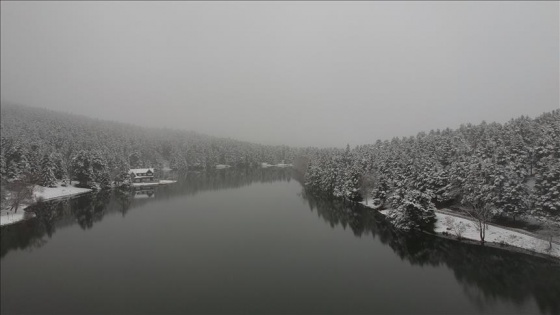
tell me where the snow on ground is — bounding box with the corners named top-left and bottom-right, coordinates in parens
top-left (433, 212), bottom-right (560, 259)
top-left (359, 201), bottom-right (560, 259)
top-left (0, 206), bottom-right (35, 227)
top-left (275, 163), bottom-right (293, 168)
top-left (261, 162), bottom-right (293, 168)
top-left (1, 181), bottom-right (91, 227)
top-left (216, 164), bottom-right (231, 169)
top-left (358, 200), bottom-right (383, 211)
top-left (34, 184), bottom-right (91, 201)
top-left (132, 180), bottom-right (177, 187)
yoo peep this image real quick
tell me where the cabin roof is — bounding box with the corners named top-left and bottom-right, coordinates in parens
top-left (129, 168), bottom-right (154, 175)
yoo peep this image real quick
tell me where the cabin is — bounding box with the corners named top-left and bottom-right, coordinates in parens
top-left (129, 168), bottom-right (155, 183)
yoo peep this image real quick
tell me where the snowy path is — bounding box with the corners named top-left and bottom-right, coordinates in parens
top-left (359, 201), bottom-right (560, 259)
top-left (1, 182), bottom-right (92, 227)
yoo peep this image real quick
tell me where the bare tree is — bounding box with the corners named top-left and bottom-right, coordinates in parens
top-left (464, 203), bottom-right (494, 245)
top-left (445, 217), bottom-right (467, 240)
top-left (461, 157), bottom-right (498, 245)
top-left (7, 173), bottom-right (36, 212)
top-left (537, 221), bottom-right (558, 252)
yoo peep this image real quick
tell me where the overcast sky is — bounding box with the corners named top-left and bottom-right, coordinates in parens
top-left (1, 2), bottom-right (558, 148)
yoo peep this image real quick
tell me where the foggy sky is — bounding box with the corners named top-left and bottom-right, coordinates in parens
top-left (1, 1), bottom-right (558, 148)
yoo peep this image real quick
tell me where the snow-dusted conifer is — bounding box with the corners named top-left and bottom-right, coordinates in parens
top-left (99, 171), bottom-right (112, 189)
top-left (386, 190), bottom-right (436, 231)
top-left (71, 150), bottom-right (95, 188)
top-left (39, 154), bottom-right (57, 187)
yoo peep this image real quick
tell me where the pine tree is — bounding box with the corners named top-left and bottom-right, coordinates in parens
top-left (52, 153), bottom-right (66, 180)
top-left (386, 190), bottom-right (436, 231)
top-left (71, 150), bottom-right (94, 188)
top-left (91, 153), bottom-right (108, 183)
top-left (27, 144), bottom-right (42, 178)
top-left (533, 157), bottom-right (560, 217)
top-left (5, 142), bottom-right (29, 181)
top-left (129, 152), bottom-right (142, 168)
top-left (0, 151), bottom-right (6, 177)
top-left (98, 172), bottom-right (112, 189)
top-left (39, 154), bottom-right (57, 187)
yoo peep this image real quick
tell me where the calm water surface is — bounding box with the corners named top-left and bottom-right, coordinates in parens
top-left (1, 169), bottom-right (559, 314)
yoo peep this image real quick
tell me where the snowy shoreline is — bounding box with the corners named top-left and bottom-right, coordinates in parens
top-left (359, 201), bottom-right (560, 260)
top-left (131, 180), bottom-right (177, 187)
top-left (1, 182), bottom-right (92, 227)
top-left (1, 180), bottom-right (178, 227)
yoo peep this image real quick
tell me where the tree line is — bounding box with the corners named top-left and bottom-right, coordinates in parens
top-left (302, 110), bottom-right (560, 232)
top-left (0, 104), bottom-right (306, 191)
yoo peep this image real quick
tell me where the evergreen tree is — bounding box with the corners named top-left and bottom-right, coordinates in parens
top-left (98, 171), bottom-right (112, 189)
top-left (386, 190), bottom-right (436, 231)
top-left (129, 152), bottom-right (142, 168)
top-left (5, 142), bottom-right (29, 181)
top-left (533, 157), bottom-right (560, 217)
top-left (27, 144), bottom-right (42, 177)
top-left (39, 154), bottom-right (57, 187)
top-left (91, 152), bottom-right (108, 183)
top-left (52, 153), bottom-right (66, 180)
top-left (0, 153), bottom-right (6, 178)
top-left (71, 150), bottom-right (95, 188)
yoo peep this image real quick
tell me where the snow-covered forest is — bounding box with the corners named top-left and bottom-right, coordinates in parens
top-left (0, 104), bottom-right (305, 190)
top-left (303, 110), bottom-right (560, 229)
top-left (2, 104), bottom-right (559, 232)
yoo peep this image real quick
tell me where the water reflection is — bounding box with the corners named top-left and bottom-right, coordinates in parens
top-left (300, 190), bottom-right (560, 315)
top-left (1, 168), bottom-right (559, 315)
top-left (1, 168), bottom-right (293, 258)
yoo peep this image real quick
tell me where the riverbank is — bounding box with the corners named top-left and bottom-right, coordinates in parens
top-left (0, 182), bottom-right (92, 227)
top-left (132, 180), bottom-right (177, 187)
top-left (359, 201), bottom-right (560, 260)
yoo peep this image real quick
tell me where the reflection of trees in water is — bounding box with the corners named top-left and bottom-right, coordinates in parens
top-left (300, 190), bottom-right (560, 315)
top-left (1, 168), bottom-right (293, 259)
top-left (71, 190), bottom-right (112, 230)
top-left (1, 190), bottom-right (112, 258)
top-left (3, 170), bottom-right (557, 315)
top-left (167, 168), bottom-right (292, 196)
top-left (115, 188), bottom-right (132, 216)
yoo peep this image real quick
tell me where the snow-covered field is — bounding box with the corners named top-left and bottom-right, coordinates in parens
top-left (1, 182), bottom-right (92, 227)
top-left (359, 201), bottom-right (560, 259)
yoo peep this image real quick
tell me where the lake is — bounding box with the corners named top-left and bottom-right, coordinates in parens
top-left (1, 168), bottom-right (559, 314)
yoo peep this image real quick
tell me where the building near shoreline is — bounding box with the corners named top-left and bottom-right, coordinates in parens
top-left (129, 168), bottom-right (155, 183)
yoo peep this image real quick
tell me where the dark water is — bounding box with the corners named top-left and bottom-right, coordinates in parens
top-left (1, 168), bottom-right (559, 314)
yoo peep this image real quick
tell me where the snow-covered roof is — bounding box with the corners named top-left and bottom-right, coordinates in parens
top-left (129, 168), bottom-right (154, 175)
